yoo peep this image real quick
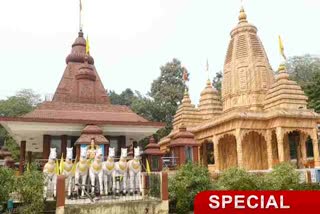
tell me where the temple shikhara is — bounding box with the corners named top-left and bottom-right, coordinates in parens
top-left (160, 7), bottom-right (320, 172)
top-left (0, 29), bottom-right (163, 172)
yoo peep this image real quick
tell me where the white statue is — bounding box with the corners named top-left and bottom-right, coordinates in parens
top-left (75, 146), bottom-right (89, 197)
top-left (113, 148), bottom-right (128, 195)
top-left (103, 147), bottom-right (115, 195)
top-left (128, 147), bottom-right (142, 194)
top-left (62, 147), bottom-right (74, 198)
top-left (89, 147), bottom-right (104, 195)
top-left (43, 148), bottom-right (57, 199)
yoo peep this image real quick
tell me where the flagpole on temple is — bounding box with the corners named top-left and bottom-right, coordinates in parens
top-left (79, 0), bottom-right (83, 32)
top-left (206, 59), bottom-right (210, 81)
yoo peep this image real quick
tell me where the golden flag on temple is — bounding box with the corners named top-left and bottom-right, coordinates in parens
top-left (146, 159), bottom-right (151, 175)
top-left (278, 35), bottom-right (286, 60)
top-left (59, 153), bottom-right (64, 174)
top-left (86, 35), bottom-right (90, 55)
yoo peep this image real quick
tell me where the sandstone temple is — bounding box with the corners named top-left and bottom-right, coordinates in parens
top-left (159, 7), bottom-right (320, 171)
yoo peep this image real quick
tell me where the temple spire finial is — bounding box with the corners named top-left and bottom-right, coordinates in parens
top-left (238, 5), bottom-right (248, 24)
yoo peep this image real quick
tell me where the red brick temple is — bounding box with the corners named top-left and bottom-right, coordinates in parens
top-left (0, 30), bottom-right (163, 171)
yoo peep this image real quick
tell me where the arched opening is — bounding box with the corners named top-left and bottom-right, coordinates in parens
top-left (218, 135), bottom-right (237, 170)
top-left (242, 131), bottom-right (268, 170)
top-left (283, 130), bottom-right (311, 169)
top-left (200, 140), bottom-right (214, 167)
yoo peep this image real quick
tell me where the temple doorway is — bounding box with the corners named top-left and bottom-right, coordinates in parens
top-left (200, 140), bottom-right (215, 167)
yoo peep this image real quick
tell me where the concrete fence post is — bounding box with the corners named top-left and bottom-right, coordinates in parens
top-left (161, 171), bottom-right (168, 200)
top-left (56, 175), bottom-right (65, 214)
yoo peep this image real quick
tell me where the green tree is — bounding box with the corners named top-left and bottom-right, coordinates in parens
top-left (212, 70), bottom-right (223, 94)
top-left (0, 89), bottom-right (41, 161)
top-left (286, 55), bottom-right (320, 112)
top-left (169, 163), bottom-right (212, 214)
top-left (109, 59), bottom-right (188, 143)
top-left (148, 58), bottom-right (188, 139)
top-left (108, 88), bottom-right (138, 106)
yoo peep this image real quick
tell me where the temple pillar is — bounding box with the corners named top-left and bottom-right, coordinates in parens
top-left (299, 134), bottom-right (308, 165)
top-left (276, 127), bottom-right (285, 162)
top-left (19, 140), bottom-right (26, 175)
top-left (43, 135), bottom-right (51, 160)
top-left (311, 129), bottom-right (320, 168)
top-left (213, 137), bottom-right (219, 171)
top-left (266, 130), bottom-right (273, 169)
top-left (61, 135), bottom-right (68, 158)
top-left (235, 129), bottom-right (243, 168)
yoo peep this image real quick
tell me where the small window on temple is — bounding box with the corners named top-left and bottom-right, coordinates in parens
top-left (185, 146), bottom-right (193, 163)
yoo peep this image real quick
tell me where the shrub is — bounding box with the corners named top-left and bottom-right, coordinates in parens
top-left (169, 163), bottom-right (212, 214)
top-left (16, 168), bottom-right (45, 214)
top-left (215, 167), bottom-right (260, 190)
top-left (262, 163), bottom-right (300, 190)
top-left (0, 167), bottom-right (16, 203)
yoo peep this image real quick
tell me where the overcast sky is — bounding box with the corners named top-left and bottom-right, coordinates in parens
top-left (1, 0), bottom-right (320, 105)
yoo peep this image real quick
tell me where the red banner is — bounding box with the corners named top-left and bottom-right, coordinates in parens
top-left (194, 191), bottom-right (320, 214)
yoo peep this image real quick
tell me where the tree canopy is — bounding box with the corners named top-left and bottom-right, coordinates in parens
top-left (0, 89), bottom-right (41, 160)
top-left (287, 54), bottom-right (320, 112)
top-left (109, 58), bottom-right (188, 144)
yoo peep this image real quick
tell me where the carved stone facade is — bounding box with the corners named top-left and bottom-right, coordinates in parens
top-left (159, 7), bottom-right (320, 172)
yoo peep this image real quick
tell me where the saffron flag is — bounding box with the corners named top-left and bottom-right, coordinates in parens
top-left (278, 35), bottom-right (286, 60)
top-left (86, 36), bottom-right (90, 55)
top-left (59, 153), bottom-right (64, 174)
top-left (146, 159), bottom-right (151, 175)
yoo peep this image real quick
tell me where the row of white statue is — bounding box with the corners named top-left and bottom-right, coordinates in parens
top-left (43, 146), bottom-right (142, 198)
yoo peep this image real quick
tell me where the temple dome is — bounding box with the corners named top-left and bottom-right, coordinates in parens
top-left (172, 90), bottom-right (202, 129)
top-left (222, 7), bottom-right (274, 112)
top-left (264, 65), bottom-right (308, 110)
top-left (66, 30), bottom-right (94, 65)
top-left (198, 79), bottom-right (222, 120)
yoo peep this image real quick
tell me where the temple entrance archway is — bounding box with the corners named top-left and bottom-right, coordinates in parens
top-left (218, 135), bottom-right (237, 170)
top-left (242, 131), bottom-right (268, 170)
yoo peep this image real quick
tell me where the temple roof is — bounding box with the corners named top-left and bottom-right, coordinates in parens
top-left (198, 79), bottom-right (222, 120)
top-left (172, 90), bottom-right (202, 129)
top-left (23, 101), bottom-right (152, 124)
top-left (76, 125), bottom-right (109, 145)
top-left (264, 64), bottom-right (308, 110)
top-left (222, 7), bottom-right (274, 111)
top-left (16, 31), bottom-right (163, 127)
top-left (53, 31), bottom-right (109, 104)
